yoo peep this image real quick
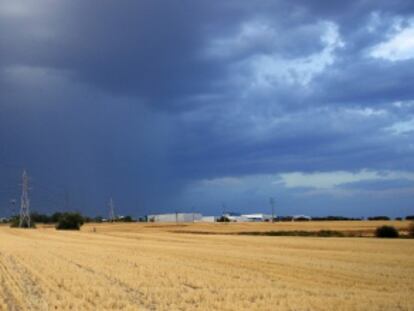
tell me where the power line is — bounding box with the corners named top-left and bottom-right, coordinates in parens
top-left (19, 170), bottom-right (31, 228)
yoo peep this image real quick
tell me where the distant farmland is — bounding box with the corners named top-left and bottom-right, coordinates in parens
top-left (82, 220), bottom-right (412, 236)
top-left (0, 221), bottom-right (413, 310)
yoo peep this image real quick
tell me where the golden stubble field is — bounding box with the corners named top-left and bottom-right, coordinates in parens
top-left (0, 221), bottom-right (413, 310)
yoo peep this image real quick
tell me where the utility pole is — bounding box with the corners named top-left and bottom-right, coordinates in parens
top-left (269, 197), bottom-right (275, 223)
top-left (19, 170), bottom-right (31, 228)
top-left (108, 198), bottom-right (115, 222)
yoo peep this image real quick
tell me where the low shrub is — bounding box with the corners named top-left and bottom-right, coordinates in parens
top-left (375, 225), bottom-right (399, 238)
top-left (317, 230), bottom-right (345, 237)
top-left (408, 222), bottom-right (414, 238)
top-left (217, 216), bottom-right (230, 222)
top-left (56, 212), bottom-right (84, 230)
top-left (9, 216), bottom-right (36, 228)
top-left (277, 216), bottom-right (294, 222)
top-left (294, 217), bottom-right (311, 222)
top-left (31, 212), bottom-right (53, 224)
top-left (9, 216), bottom-right (19, 227)
top-left (238, 230), bottom-right (344, 237)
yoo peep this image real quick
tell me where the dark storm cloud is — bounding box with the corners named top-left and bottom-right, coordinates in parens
top-left (312, 58), bottom-right (414, 105)
top-left (1, 0), bottom-right (404, 106)
top-left (1, 0), bottom-right (414, 216)
top-left (1, 1), bottom-right (247, 107)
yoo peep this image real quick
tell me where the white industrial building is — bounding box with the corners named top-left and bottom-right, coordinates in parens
top-left (200, 216), bottom-right (217, 222)
top-left (146, 212), bottom-right (273, 223)
top-left (292, 215), bottom-right (311, 221)
top-left (242, 213), bottom-right (273, 222)
top-left (222, 212), bottom-right (245, 222)
top-left (147, 213), bottom-right (202, 223)
top-left (223, 212), bottom-right (273, 222)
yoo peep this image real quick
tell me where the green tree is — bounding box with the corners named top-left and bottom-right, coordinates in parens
top-left (375, 225), bottom-right (399, 238)
top-left (56, 212), bottom-right (84, 230)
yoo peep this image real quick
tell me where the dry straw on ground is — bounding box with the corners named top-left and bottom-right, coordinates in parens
top-left (0, 221), bottom-right (413, 310)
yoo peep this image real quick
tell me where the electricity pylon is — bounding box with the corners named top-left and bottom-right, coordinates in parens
top-left (108, 198), bottom-right (115, 222)
top-left (269, 197), bottom-right (275, 223)
top-left (19, 170), bottom-right (31, 228)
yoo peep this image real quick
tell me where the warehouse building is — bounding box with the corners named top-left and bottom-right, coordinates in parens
top-left (147, 213), bottom-right (202, 223)
top-left (242, 213), bottom-right (273, 222)
top-left (147, 212), bottom-right (273, 223)
top-left (223, 212), bottom-right (273, 222)
top-left (200, 216), bottom-right (217, 222)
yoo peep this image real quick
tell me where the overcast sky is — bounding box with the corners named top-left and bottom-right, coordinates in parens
top-left (1, 1), bottom-right (414, 217)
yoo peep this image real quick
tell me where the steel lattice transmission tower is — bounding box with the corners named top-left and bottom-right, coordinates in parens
top-left (19, 170), bottom-right (31, 228)
top-left (108, 198), bottom-right (115, 222)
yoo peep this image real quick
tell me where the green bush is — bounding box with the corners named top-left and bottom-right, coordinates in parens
top-left (30, 212), bottom-right (52, 224)
top-left (375, 225), bottom-right (399, 238)
top-left (121, 215), bottom-right (133, 222)
top-left (9, 215), bottom-right (36, 228)
top-left (9, 216), bottom-right (19, 227)
top-left (51, 212), bottom-right (63, 223)
top-left (217, 216), bottom-right (230, 222)
top-left (56, 212), bottom-right (84, 230)
top-left (408, 222), bottom-right (414, 238)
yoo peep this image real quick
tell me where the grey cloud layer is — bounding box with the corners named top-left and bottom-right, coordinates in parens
top-left (1, 0), bottom-right (413, 215)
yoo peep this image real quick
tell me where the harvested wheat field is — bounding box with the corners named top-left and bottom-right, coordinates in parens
top-left (0, 222), bottom-right (413, 310)
top-left (110, 220), bottom-right (410, 236)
